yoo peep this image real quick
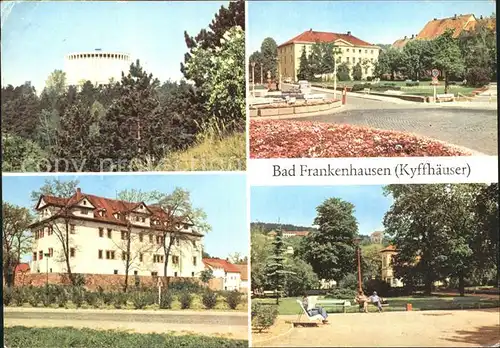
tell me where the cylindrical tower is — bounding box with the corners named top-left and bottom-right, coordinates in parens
top-left (64, 50), bottom-right (131, 86)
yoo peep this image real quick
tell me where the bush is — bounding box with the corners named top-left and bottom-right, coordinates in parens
top-left (225, 290), bottom-right (242, 310)
top-left (179, 292), bottom-right (193, 309)
top-left (465, 67), bottom-right (492, 87)
top-left (406, 81), bottom-right (419, 87)
top-left (73, 274), bottom-right (86, 287)
top-left (202, 291), bottom-right (218, 309)
top-left (251, 303), bottom-right (278, 333)
top-left (71, 287), bottom-right (85, 308)
top-left (159, 291), bottom-right (173, 309)
top-left (12, 287), bottom-right (26, 306)
top-left (3, 286), bottom-right (13, 306)
top-left (363, 279), bottom-right (391, 297)
top-left (351, 83), bottom-right (371, 92)
top-left (337, 71), bottom-right (351, 82)
top-left (112, 292), bottom-right (127, 309)
top-left (339, 273), bottom-right (358, 290)
top-left (131, 291), bottom-right (155, 309)
top-left (168, 279), bottom-right (204, 294)
top-left (325, 288), bottom-right (357, 300)
top-left (84, 291), bottom-right (99, 308)
top-left (366, 76), bottom-right (373, 81)
top-left (102, 292), bottom-right (113, 306)
top-left (27, 287), bottom-right (44, 307)
top-left (56, 288), bottom-right (69, 307)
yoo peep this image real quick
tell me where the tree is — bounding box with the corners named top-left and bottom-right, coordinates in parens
top-left (297, 46), bottom-right (312, 81)
top-left (360, 58), bottom-right (373, 79)
top-left (303, 198), bottom-right (358, 283)
top-left (374, 47), bottom-right (403, 80)
top-left (265, 227), bottom-right (293, 304)
top-left (360, 244), bottom-right (384, 281)
top-left (401, 40), bottom-right (432, 81)
top-left (30, 179), bottom-right (79, 204)
top-left (2, 203), bottom-right (33, 287)
top-left (260, 37), bottom-right (278, 79)
top-left (248, 51), bottom-right (263, 83)
top-left (308, 42), bottom-right (323, 76)
top-left (321, 43), bottom-right (337, 76)
top-left (251, 226), bottom-right (272, 292)
top-left (154, 188), bottom-right (211, 289)
top-left (430, 30), bottom-right (465, 93)
top-left (285, 257), bottom-right (319, 297)
top-left (337, 62), bottom-right (351, 81)
top-left (200, 268), bottom-right (214, 284)
top-left (352, 63), bottom-right (363, 81)
top-left (2, 133), bottom-right (47, 172)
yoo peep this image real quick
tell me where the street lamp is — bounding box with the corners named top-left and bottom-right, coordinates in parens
top-left (353, 237), bottom-right (363, 294)
top-left (250, 61), bottom-right (256, 97)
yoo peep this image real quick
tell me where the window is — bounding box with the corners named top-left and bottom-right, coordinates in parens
top-left (346, 57), bottom-right (350, 62)
top-left (48, 226), bottom-right (53, 236)
top-left (114, 270), bottom-right (118, 274)
top-left (134, 270), bottom-right (138, 275)
top-left (70, 248), bottom-right (75, 257)
top-left (191, 272), bottom-right (195, 277)
top-left (192, 241), bottom-right (196, 248)
top-left (106, 250), bottom-right (115, 260)
top-left (353, 57), bottom-right (356, 63)
top-left (98, 250), bottom-right (103, 259)
top-left (48, 248), bottom-right (53, 257)
top-left (183, 224), bottom-right (189, 230)
top-left (121, 231), bottom-right (128, 240)
top-left (83, 200), bottom-right (87, 205)
top-left (49, 268), bottom-right (52, 272)
top-left (172, 255), bottom-right (179, 264)
top-left (39, 251), bottom-right (43, 260)
top-left (141, 217), bottom-right (145, 222)
top-left (346, 48), bottom-right (350, 52)
top-left (33, 252), bottom-right (37, 261)
top-left (80, 209), bottom-right (89, 215)
top-left (153, 254), bottom-right (164, 263)
top-left (151, 272), bottom-right (158, 277)
top-left (365, 49), bottom-right (368, 53)
top-left (139, 253), bottom-right (143, 262)
top-left (193, 257), bottom-right (197, 266)
top-left (99, 228), bottom-right (104, 237)
top-left (107, 229), bottom-right (112, 238)
top-left (149, 234), bottom-right (153, 243)
top-left (174, 272), bottom-right (178, 277)
top-left (359, 49), bottom-right (362, 53)
top-left (371, 49), bottom-right (374, 54)
top-left (139, 233), bottom-right (143, 242)
top-left (70, 224), bottom-right (75, 234)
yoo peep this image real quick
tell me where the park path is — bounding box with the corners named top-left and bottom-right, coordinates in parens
top-left (254, 309), bottom-right (500, 347)
top-left (3, 307), bottom-right (248, 339)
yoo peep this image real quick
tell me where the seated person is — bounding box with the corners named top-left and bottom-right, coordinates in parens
top-left (355, 290), bottom-right (368, 313)
top-left (369, 291), bottom-right (383, 312)
top-left (302, 294), bottom-right (328, 323)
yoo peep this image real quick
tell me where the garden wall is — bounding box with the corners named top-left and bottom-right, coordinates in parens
top-left (250, 99), bottom-right (342, 118)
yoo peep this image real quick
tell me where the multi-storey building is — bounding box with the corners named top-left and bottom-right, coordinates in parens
top-left (30, 188), bottom-right (204, 278)
top-left (267, 230), bottom-right (310, 239)
top-left (370, 231), bottom-right (384, 244)
top-left (277, 29), bottom-right (381, 82)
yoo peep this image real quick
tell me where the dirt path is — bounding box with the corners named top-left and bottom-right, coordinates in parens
top-left (253, 309), bottom-right (500, 347)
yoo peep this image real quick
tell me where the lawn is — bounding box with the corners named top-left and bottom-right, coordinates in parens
top-left (253, 295), bottom-right (500, 315)
top-left (4, 327), bottom-right (248, 348)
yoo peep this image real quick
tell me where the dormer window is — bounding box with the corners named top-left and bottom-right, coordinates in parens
top-left (83, 200), bottom-right (87, 205)
top-left (183, 224), bottom-right (189, 230)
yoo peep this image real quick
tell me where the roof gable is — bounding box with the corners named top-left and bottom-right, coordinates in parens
top-left (417, 14), bottom-right (476, 40)
top-left (203, 258), bottom-right (241, 273)
top-left (279, 30), bottom-right (376, 48)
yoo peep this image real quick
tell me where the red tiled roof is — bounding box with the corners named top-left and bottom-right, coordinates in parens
top-left (392, 37), bottom-right (412, 49)
top-left (33, 188), bottom-right (195, 232)
top-left (279, 30), bottom-right (376, 48)
top-left (15, 263), bottom-right (30, 273)
top-left (380, 245), bottom-right (397, 253)
top-left (284, 230), bottom-right (309, 237)
top-left (234, 264), bottom-right (248, 281)
top-left (371, 231), bottom-right (383, 237)
top-left (203, 258), bottom-right (241, 273)
top-left (416, 14), bottom-right (475, 40)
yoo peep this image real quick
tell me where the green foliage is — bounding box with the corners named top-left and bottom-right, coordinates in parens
top-left (360, 244), bottom-right (384, 281)
top-left (12, 287), bottom-right (27, 306)
top-left (159, 291), bottom-right (173, 309)
top-left (284, 257), bottom-right (319, 297)
top-left (56, 288), bottom-right (69, 307)
top-left (251, 226), bottom-right (272, 292)
top-left (363, 279), bottom-right (391, 297)
top-left (4, 327), bottom-right (248, 348)
top-left (405, 81), bottom-right (420, 87)
top-left (202, 290), bottom-right (218, 309)
top-left (465, 67), bottom-right (491, 87)
top-left (339, 273), bottom-right (358, 290)
top-left (1, 133), bottom-right (47, 172)
top-left (303, 198), bottom-right (358, 282)
top-left (297, 46), bottom-right (313, 81)
top-left (84, 291), bottom-right (99, 308)
top-left (352, 63), bottom-right (363, 81)
top-left (27, 287), bottom-right (44, 307)
top-left (430, 30), bottom-right (465, 93)
top-left (70, 287), bottom-right (85, 308)
top-left (200, 269), bottom-right (214, 284)
top-left (265, 228), bottom-right (294, 303)
top-left (131, 291), bottom-right (156, 309)
top-left (336, 62), bottom-right (351, 81)
top-left (168, 279), bottom-right (205, 294)
top-left (3, 287), bottom-right (13, 306)
top-left (179, 292), bottom-right (193, 309)
top-left (325, 287), bottom-right (357, 300)
top-left (260, 37), bottom-right (278, 79)
top-left (251, 303), bottom-right (278, 333)
top-left (112, 292), bottom-right (128, 309)
top-left (225, 290), bottom-right (242, 309)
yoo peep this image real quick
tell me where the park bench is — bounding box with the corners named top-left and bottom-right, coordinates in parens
top-left (295, 300), bottom-right (324, 326)
top-left (363, 88), bottom-right (371, 94)
top-left (452, 297), bottom-right (481, 310)
top-left (317, 299), bottom-right (352, 313)
top-left (436, 93), bottom-right (455, 102)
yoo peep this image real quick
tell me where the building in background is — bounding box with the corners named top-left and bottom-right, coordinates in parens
top-left (277, 29), bottom-right (381, 82)
top-left (64, 50), bottom-right (131, 86)
top-left (234, 263), bottom-right (248, 293)
top-left (30, 188), bottom-right (204, 278)
top-left (380, 245), bottom-right (403, 287)
top-left (370, 231), bottom-right (384, 244)
top-left (268, 230), bottom-right (310, 239)
top-left (203, 258), bottom-right (242, 291)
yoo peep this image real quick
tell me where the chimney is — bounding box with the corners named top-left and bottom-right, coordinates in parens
top-left (434, 18), bottom-right (437, 21)
top-left (480, 15), bottom-right (483, 20)
top-left (309, 28), bottom-right (312, 32)
top-left (404, 35), bottom-right (407, 39)
top-left (76, 187), bottom-right (82, 199)
top-left (454, 14), bottom-right (457, 19)
top-left (347, 31), bottom-right (351, 35)
top-left (411, 34), bottom-right (415, 39)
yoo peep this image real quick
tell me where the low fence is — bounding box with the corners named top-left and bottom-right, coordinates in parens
top-left (250, 99), bottom-right (342, 118)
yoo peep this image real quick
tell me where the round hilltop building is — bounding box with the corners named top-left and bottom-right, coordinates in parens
top-left (64, 49), bottom-right (131, 86)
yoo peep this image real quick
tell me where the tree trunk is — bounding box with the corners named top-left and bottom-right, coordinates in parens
top-left (458, 273), bottom-right (465, 297)
top-left (444, 71), bottom-right (449, 94)
top-left (163, 235), bottom-right (174, 290)
top-left (424, 270), bottom-right (432, 296)
top-left (64, 219), bottom-right (75, 285)
top-left (123, 225), bottom-right (132, 293)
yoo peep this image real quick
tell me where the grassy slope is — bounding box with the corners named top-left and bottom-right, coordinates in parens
top-left (4, 327), bottom-right (248, 348)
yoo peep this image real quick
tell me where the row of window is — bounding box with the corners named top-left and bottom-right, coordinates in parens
top-left (68, 53), bottom-right (129, 60)
top-left (96, 250), bottom-right (195, 265)
top-left (33, 247), bottom-right (74, 261)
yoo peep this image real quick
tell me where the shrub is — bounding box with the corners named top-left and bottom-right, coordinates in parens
top-left (179, 292), bottom-right (193, 309)
top-left (159, 291), bottom-right (173, 309)
top-left (351, 83), bottom-right (371, 92)
top-left (366, 76), bottom-right (373, 81)
top-left (168, 279), bottom-right (204, 294)
top-left (363, 278), bottom-right (391, 297)
top-left (202, 291), bottom-right (218, 309)
top-left (71, 287), bottom-right (85, 308)
top-left (102, 292), bottom-right (113, 306)
top-left (3, 286), bottom-right (13, 306)
top-left (225, 290), bottom-right (242, 310)
top-left (406, 81), bottom-right (419, 87)
top-left (131, 291), bottom-right (155, 309)
top-left (12, 287), bottom-right (26, 306)
top-left (339, 273), bottom-right (358, 290)
top-left (84, 291), bottom-right (99, 308)
top-left (465, 67), bottom-right (492, 87)
top-left (56, 289), bottom-right (69, 307)
top-left (326, 287), bottom-right (357, 300)
top-left (251, 303), bottom-right (278, 333)
top-left (112, 292), bottom-right (127, 309)
top-left (27, 287), bottom-right (44, 307)
top-left (73, 274), bottom-right (86, 287)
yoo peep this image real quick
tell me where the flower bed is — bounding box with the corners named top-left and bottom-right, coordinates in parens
top-left (250, 120), bottom-right (471, 158)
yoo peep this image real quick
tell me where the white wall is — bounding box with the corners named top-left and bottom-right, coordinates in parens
top-left (64, 52), bottom-right (131, 86)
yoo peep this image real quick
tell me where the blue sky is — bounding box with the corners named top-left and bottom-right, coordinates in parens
top-left (248, 0), bottom-right (496, 52)
top-left (1, 1), bottom-right (228, 93)
top-left (251, 186), bottom-right (393, 235)
top-left (2, 173), bottom-right (248, 260)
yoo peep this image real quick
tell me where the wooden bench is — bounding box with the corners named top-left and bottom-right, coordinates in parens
top-left (436, 93), bottom-right (455, 102)
top-left (317, 299), bottom-right (352, 313)
top-left (452, 297), bottom-right (481, 310)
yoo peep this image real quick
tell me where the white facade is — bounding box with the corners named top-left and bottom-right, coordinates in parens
top-left (31, 196), bottom-right (204, 278)
top-left (64, 51), bottom-right (131, 86)
top-left (205, 263), bottom-right (241, 291)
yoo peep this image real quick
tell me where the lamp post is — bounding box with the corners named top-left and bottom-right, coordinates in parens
top-left (353, 237), bottom-right (363, 293)
top-left (251, 62), bottom-right (256, 97)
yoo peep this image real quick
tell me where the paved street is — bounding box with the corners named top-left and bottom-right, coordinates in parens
top-left (3, 308), bottom-right (248, 339)
top-left (280, 84), bottom-right (498, 155)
